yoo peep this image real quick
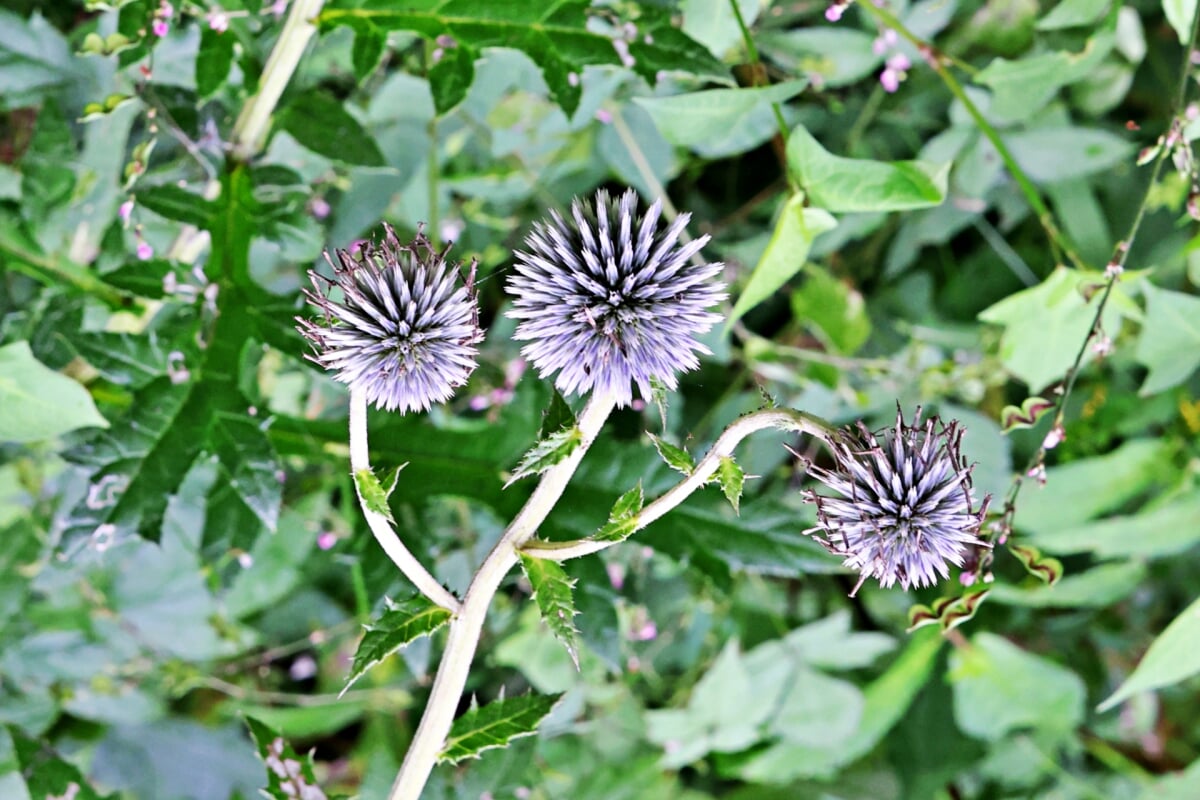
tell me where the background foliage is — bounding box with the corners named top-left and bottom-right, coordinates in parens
top-left (2, 0), bottom-right (1200, 797)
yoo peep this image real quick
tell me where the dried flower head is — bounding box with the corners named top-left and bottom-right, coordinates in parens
top-left (506, 189), bottom-right (726, 407)
top-left (799, 407), bottom-right (990, 595)
top-left (298, 225), bottom-right (481, 414)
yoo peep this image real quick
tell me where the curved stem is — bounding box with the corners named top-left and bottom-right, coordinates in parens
top-left (522, 407), bottom-right (836, 561)
top-left (231, 0), bottom-right (325, 161)
top-left (387, 391), bottom-right (618, 800)
top-left (349, 391), bottom-right (461, 614)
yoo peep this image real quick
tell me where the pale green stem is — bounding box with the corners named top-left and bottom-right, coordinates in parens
top-left (387, 391), bottom-right (618, 800)
top-left (349, 391), bottom-right (461, 614)
top-left (231, 0), bottom-right (325, 161)
top-left (521, 408), bottom-right (835, 561)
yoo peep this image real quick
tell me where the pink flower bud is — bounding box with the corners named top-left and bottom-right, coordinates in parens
top-left (119, 199), bottom-right (134, 223)
top-left (136, 240), bottom-right (154, 260)
top-left (152, 18), bottom-right (169, 37)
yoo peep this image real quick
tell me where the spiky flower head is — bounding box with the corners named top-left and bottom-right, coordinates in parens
top-left (506, 188), bottom-right (726, 407)
top-left (298, 225), bottom-right (481, 414)
top-left (799, 407), bottom-right (990, 595)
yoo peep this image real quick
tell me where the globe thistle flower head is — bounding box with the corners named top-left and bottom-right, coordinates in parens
top-left (799, 407), bottom-right (991, 595)
top-left (506, 189), bottom-right (726, 407)
top-left (298, 225), bottom-right (481, 414)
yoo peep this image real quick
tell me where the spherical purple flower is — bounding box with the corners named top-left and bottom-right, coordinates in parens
top-left (298, 225), bottom-right (481, 414)
top-left (506, 189), bottom-right (726, 406)
top-left (799, 407), bottom-right (990, 595)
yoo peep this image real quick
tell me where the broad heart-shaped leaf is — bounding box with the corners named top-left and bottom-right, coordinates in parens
top-left (714, 456), bottom-right (745, 514)
top-left (317, 1), bottom-right (727, 115)
top-left (727, 193), bottom-right (838, 327)
top-left (0, 340), bottom-right (108, 443)
top-left (519, 554), bottom-right (580, 668)
top-left (978, 266), bottom-right (1135, 392)
top-left (245, 717), bottom-right (338, 800)
top-left (1165, 0), bottom-right (1198, 43)
top-left (592, 482), bottom-right (644, 543)
top-left (634, 79), bottom-right (807, 148)
top-left (1099, 595), bottom-right (1200, 711)
top-left (274, 90), bottom-right (385, 166)
top-left (974, 33), bottom-right (1112, 122)
top-left (786, 126), bottom-right (949, 213)
top-left (648, 432), bottom-right (694, 476)
top-left (344, 595), bottom-right (453, 694)
top-left (504, 426), bottom-right (582, 488)
top-left (1135, 283), bottom-right (1200, 395)
top-left (6, 726), bottom-right (118, 800)
top-left (440, 692), bottom-right (564, 764)
top-left (207, 412), bottom-right (282, 532)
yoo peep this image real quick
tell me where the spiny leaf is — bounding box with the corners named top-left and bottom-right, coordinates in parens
top-left (1000, 396), bottom-right (1054, 432)
top-left (354, 466), bottom-right (403, 523)
top-left (715, 456), bottom-right (745, 514)
top-left (907, 588), bottom-right (990, 633)
top-left (1008, 543), bottom-right (1064, 585)
top-left (439, 692), bottom-right (565, 764)
top-left (539, 389), bottom-right (576, 439)
top-left (505, 426), bottom-right (581, 488)
top-left (593, 483), bottom-right (644, 543)
top-left (648, 433), bottom-right (694, 476)
top-left (245, 717), bottom-right (333, 800)
top-left (344, 595), bottom-right (453, 694)
top-left (520, 554), bottom-right (580, 668)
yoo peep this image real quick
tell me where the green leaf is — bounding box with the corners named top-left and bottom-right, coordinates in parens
top-left (786, 125), bottom-right (949, 212)
top-left (207, 412), bottom-right (282, 532)
top-left (538, 389), bottom-right (576, 439)
top-left (1027, 490), bottom-right (1200, 559)
top-left (727, 193), bottom-right (837, 326)
top-left (1007, 543), bottom-right (1063, 585)
top-left (1037, 0), bottom-right (1111, 30)
top-left (989, 561), bottom-right (1147, 608)
top-left (974, 34), bottom-right (1112, 122)
top-left (999, 396), bottom-right (1054, 432)
top-left (275, 90), bottom-right (385, 166)
top-left (979, 266), bottom-right (1134, 392)
top-left (757, 28), bottom-right (881, 89)
top-left (137, 183), bottom-right (219, 228)
top-left (351, 26), bottom-right (386, 82)
top-left (6, 726), bottom-right (115, 800)
top-left (0, 10), bottom-right (77, 109)
top-left (505, 426), bottom-right (582, 488)
top-left (354, 466), bottom-right (400, 523)
top-left (196, 25), bottom-right (235, 98)
top-left (592, 483), bottom-right (644, 543)
top-left (0, 340), bottom-right (108, 443)
top-left (1100, 594), bottom-right (1200, 711)
top-left (245, 717), bottom-right (330, 800)
top-left (949, 632), bottom-right (1085, 741)
top-left (647, 432), bottom-right (694, 476)
top-left (1164, 0), bottom-right (1197, 44)
top-left (1006, 127), bottom-right (1133, 182)
top-left (789, 262), bottom-right (871, 354)
top-left (318, 2), bottom-right (727, 117)
top-left (440, 692), bottom-right (564, 764)
top-left (68, 331), bottom-right (177, 389)
top-left (1135, 283), bottom-right (1200, 394)
top-left (519, 554), bottom-right (580, 668)
top-left (714, 456), bottom-right (745, 514)
top-left (634, 80), bottom-right (807, 149)
top-left (345, 595), bottom-right (453, 693)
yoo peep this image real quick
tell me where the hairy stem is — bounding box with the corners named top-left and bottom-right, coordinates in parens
top-left (388, 391), bottom-right (618, 800)
top-left (349, 391), bottom-right (461, 614)
top-left (522, 407), bottom-right (836, 561)
top-left (231, 0), bottom-right (325, 161)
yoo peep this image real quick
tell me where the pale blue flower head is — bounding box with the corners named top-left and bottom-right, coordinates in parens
top-left (506, 189), bottom-right (726, 407)
top-left (299, 225), bottom-right (481, 413)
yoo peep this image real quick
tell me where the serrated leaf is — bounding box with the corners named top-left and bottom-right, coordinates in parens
top-left (318, 1), bottom-right (727, 116)
top-left (648, 432), bottom-right (694, 476)
top-left (787, 125), bottom-right (949, 212)
top-left (1007, 543), bottom-right (1063, 585)
top-left (519, 554), bottom-right (580, 668)
top-left (68, 331), bottom-right (176, 389)
top-left (208, 412), bottom-right (282, 532)
top-left (1099, 594), bottom-right (1200, 711)
top-left (593, 483), bottom-right (644, 543)
top-left (539, 389), bottom-right (576, 439)
top-left (354, 466), bottom-right (398, 523)
top-left (245, 717), bottom-right (331, 800)
top-left (6, 726), bottom-right (116, 800)
top-left (505, 426), bottom-right (581, 488)
top-left (0, 340), bottom-right (108, 443)
top-left (715, 456), bottom-right (745, 514)
top-left (136, 183), bottom-right (219, 227)
top-left (196, 25), bottom-right (234, 98)
top-left (350, 26), bottom-right (386, 82)
top-left (275, 90), bottom-right (385, 166)
top-left (439, 692), bottom-right (564, 764)
top-left (1000, 396), bottom-right (1054, 432)
top-left (344, 595), bottom-right (453, 693)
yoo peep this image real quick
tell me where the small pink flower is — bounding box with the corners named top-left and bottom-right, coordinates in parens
top-left (152, 18), bottom-right (169, 37)
top-left (872, 29), bottom-right (897, 55)
top-left (1104, 260), bottom-right (1124, 280)
top-left (269, 0), bottom-right (289, 16)
top-left (594, 108), bottom-right (613, 125)
top-left (119, 199), bottom-right (134, 224)
top-left (825, 5), bottom-right (844, 21)
top-left (317, 531), bottom-right (337, 550)
top-left (1042, 425), bottom-right (1065, 450)
top-left (886, 53), bottom-right (912, 72)
top-left (606, 562), bottom-right (626, 590)
top-left (158, 0), bottom-right (174, 18)
top-left (880, 69), bottom-right (900, 93)
top-left (207, 9), bottom-right (229, 33)
top-left (308, 197), bottom-right (331, 220)
top-left (136, 240), bottom-right (154, 260)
